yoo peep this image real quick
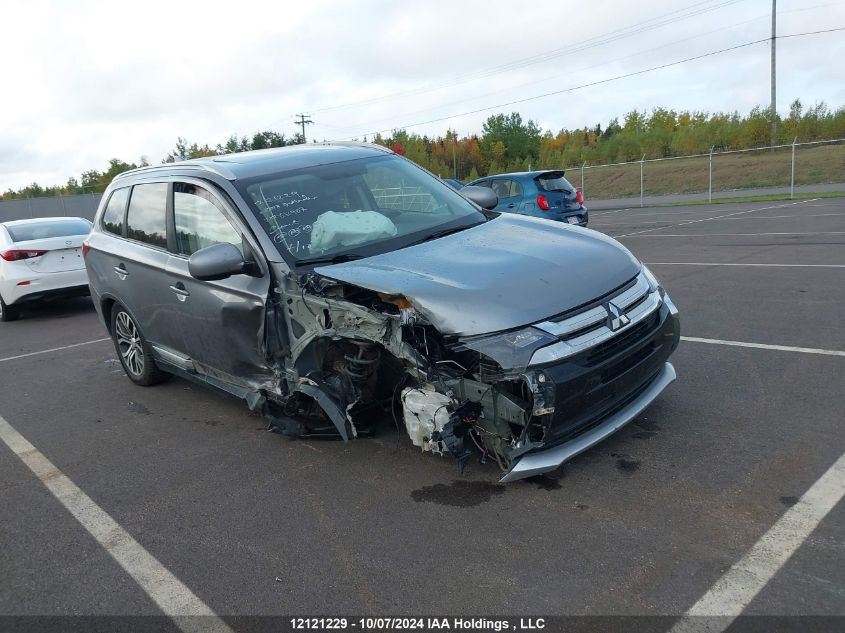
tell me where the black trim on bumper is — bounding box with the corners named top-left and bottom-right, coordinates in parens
top-left (11, 284), bottom-right (90, 306)
top-left (501, 301), bottom-right (680, 481)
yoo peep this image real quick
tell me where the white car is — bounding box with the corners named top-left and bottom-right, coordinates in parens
top-left (0, 217), bottom-right (92, 321)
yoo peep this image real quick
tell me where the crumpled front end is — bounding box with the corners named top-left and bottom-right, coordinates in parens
top-left (268, 263), bottom-right (679, 483)
top-left (399, 269), bottom-right (680, 481)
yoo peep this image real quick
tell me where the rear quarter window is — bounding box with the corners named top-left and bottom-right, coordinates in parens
top-left (126, 183), bottom-right (168, 248)
top-left (101, 187), bottom-right (130, 236)
top-left (6, 219), bottom-right (92, 242)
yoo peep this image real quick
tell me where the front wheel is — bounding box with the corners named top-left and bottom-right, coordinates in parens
top-left (0, 294), bottom-right (20, 322)
top-left (110, 306), bottom-right (169, 386)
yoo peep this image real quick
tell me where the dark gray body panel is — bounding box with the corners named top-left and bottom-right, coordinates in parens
top-left (86, 218), bottom-right (186, 353)
top-left (164, 254), bottom-right (272, 386)
top-left (315, 214), bottom-right (641, 336)
top-left (86, 173), bottom-right (275, 394)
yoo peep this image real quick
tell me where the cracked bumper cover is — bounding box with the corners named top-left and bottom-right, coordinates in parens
top-left (500, 361), bottom-right (676, 482)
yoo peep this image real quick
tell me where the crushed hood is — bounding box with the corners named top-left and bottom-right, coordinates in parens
top-left (315, 214), bottom-right (641, 336)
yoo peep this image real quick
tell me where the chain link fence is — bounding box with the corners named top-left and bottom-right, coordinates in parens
top-left (370, 186), bottom-right (437, 212)
top-left (2, 138), bottom-right (843, 221)
top-left (568, 138), bottom-right (845, 209)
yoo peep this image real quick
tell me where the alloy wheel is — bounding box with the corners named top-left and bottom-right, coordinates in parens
top-left (115, 311), bottom-right (145, 376)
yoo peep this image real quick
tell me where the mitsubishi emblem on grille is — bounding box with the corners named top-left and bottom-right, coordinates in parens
top-left (606, 302), bottom-right (630, 331)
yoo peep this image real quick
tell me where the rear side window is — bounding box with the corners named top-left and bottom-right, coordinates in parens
top-left (126, 183), bottom-right (168, 248)
top-left (173, 183), bottom-right (243, 256)
top-left (6, 219), bottom-right (92, 242)
top-left (101, 187), bottom-right (129, 236)
top-left (536, 172), bottom-right (573, 192)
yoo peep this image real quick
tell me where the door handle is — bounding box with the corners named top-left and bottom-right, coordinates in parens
top-left (169, 282), bottom-right (190, 302)
top-left (507, 203), bottom-right (516, 209)
top-left (113, 264), bottom-right (128, 280)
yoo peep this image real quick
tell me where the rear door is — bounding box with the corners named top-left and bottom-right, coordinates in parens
top-left (164, 180), bottom-right (273, 387)
top-left (85, 186), bottom-right (130, 307)
top-left (116, 182), bottom-right (187, 354)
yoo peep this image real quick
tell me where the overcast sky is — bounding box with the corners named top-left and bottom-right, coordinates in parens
top-left (1, 0), bottom-right (844, 191)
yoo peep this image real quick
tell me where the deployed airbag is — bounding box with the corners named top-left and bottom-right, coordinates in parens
top-left (309, 210), bottom-right (397, 255)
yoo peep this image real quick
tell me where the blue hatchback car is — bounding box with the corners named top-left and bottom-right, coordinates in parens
top-left (467, 170), bottom-right (588, 226)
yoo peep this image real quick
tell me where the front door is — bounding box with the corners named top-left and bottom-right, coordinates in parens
top-left (164, 181), bottom-right (273, 388)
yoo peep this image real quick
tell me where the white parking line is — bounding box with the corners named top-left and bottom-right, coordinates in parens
top-left (620, 231), bottom-right (845, 238)
top-left (681, 336), bottom-right (845, 357)
top-left (719, 213), bottom-right (845, 220)
top-left (670, 451), bottom-right (845, 632)
top-left (0, 338), bottom-right (110, 363)
top-left (591, 220), bottom-right (674, 226)
top-left (593, 209), bottom-right (700, 217)
top-left (0, 415), bottom-right (233, 633)
top-left (648, 262), bottom-right (845, 268)
top-left (612, 199), bottom-right (818, 238)
top-left (591, 208), bottom-right (635, 215)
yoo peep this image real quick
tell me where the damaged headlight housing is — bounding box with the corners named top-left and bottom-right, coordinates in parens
top-left (460, 327), bottom-right (558, 370)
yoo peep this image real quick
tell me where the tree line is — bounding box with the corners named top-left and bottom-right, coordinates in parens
top-left (3, 99), bottom-right (843, 200)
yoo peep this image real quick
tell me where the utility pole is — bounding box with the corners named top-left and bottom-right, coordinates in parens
top-left (770, 0), bottom-right (777, 147)
top-left (295, 113), bottom-right (313, 143)
top-left (452, 132), bottom-right (457, 179)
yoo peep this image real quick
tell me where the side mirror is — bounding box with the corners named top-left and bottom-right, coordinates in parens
top-left (460, 185), bottom-right (498, 210)
top-left (188, 243), bottom-right (248, 281)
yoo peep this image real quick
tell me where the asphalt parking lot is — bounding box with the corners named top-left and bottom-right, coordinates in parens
top-left (1, 197), bottom-right (843, 629)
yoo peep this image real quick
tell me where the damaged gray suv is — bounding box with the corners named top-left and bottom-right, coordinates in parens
top-left (84, 143), bottom-right (680, 482)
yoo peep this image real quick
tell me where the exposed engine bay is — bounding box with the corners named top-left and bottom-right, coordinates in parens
top-left (262, 271), bottom-right (555, 478)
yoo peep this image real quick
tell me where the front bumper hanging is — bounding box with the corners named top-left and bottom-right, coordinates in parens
top-left (500, 362), bottom-right (677, 482)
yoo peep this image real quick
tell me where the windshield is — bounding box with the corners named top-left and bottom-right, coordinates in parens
top-left (6, 219), bottom-right (92, 242)
top-left (236, 154), bottom-right (484, 263)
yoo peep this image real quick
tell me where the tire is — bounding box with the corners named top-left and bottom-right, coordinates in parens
top-left (110, 305), bottom-right (170, 386)
top-left (0, 294), bottom-right (20, 322)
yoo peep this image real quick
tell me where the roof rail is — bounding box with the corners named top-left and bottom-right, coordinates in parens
top-left (318, 141), bottom-right (394, 153)
top-left (112, 161), bottom-right (235, 181)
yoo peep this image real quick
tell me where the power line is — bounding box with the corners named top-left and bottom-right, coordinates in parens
top-left (461, 0), bottom-right (747, 81)
top-left (329, 27), bottom-right (845, 142)
top-left (322, 9), bottom-right (781, 138)
top-left (308, 0), bottom-right (746, 117)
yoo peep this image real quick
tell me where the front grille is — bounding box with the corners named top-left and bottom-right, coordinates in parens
top-left (587, 310), bottom-right (661, 366)
top-left (539, 306), bottom-right (675, 446)
top-left (551, 367), bottom-right (662, 445)
top-left (531, 272), bottom-right (662, 365)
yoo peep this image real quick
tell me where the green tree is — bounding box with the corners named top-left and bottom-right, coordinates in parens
top-left (481, 112), bottom-right (541, 164)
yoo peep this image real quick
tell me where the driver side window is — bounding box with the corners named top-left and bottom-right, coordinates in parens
top-left (173, 183), bottom-right (243, 257)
